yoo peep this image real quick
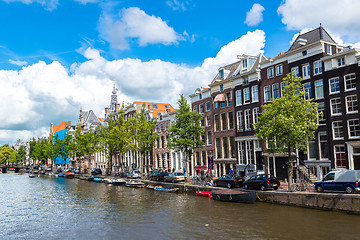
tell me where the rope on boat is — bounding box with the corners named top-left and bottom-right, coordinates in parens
top-left (256, 193), bottom-right (266, 202)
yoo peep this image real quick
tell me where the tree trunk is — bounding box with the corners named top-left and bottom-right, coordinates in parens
top-left (287, 147), bottom-right (293, 191)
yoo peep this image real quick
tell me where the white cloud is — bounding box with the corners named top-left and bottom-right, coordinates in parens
top-left (278, 0), bottom-right (360, 42)
top-left (0, 30), bottom-right (265, 146)
top-left (74, 0), bottom-right (98, 4)
top-left (9, 59), bottom-right (28, 66)
top-left (166, 0), bottom-right (189, 11)
top-left (99, 7), bottom-right (185, 50)
top-left (3, 0), bottom-right (58, 11)
top-left (244, 3), bottom-right (265, 27)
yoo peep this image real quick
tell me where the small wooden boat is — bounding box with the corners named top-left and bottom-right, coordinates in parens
top-left (29, 174), bottom-right (36, 178)
top-left (212, 189), bottom-right (256, 203)
top-left (146, 185), bottom-right (155, 189)
top-left (103, 178), bottom-right (114, 184)
top-left (64, 172), bottom-right (74, 178)
top-left (86, 176), bottom-right (95, 181)
top-left (196, 191), bottom-right (212, 198)
top-left (154, 186), bottom-right (179, 193)
top-left (57, 173), bottom-right (65, 177)
top-left (93, 178), bottom-right (103, 182)
top-left (113, 179), bottom-right (126, 185)
top-left (126, 180), bottom-right (145, 188)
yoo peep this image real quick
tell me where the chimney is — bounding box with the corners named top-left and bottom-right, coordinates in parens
top-left (115, 103), bottom-right (120, 112)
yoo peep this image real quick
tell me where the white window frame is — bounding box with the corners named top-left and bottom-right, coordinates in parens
top-left (330, 98), bottom-right (342, 116)
top-left (281, 82), bottom-right (287, 97)
top-left (348, 119), bottom-right (360, 139)
top-left (238, 141), bottom-right (245, 165)
top-left (338, 56), bottom-right (346, 67)
top-left (244, 109), bottom-right (251, 130)
top-left (315, 80), bottom-right (324, 99)
top-left (235, 90), bottom-right (242, 106)
top-left (205, 101), bottom-right (210, 112)
top-left (344, 73), bottom-right (356, 92)
top-left (334, 145), bottom-right (346, 168)
top-left (332, 121), bottom-right (344, 139)
top-left (329, 77), bottom-right (340, 94)
top-left (207, 130), bottom-right (212, 145)
top-left (253, 107), bottom-right (259, 127)
top-left (319, 132), bottom-right (328, 160)
top-left (272, 83), bottom-right (280, 99)
top-left (314, 60), bottom-right (323, 75)
top-left (199, 103), bottom-right (204, 114)
top-left (317, 102), bottom-right (326, 126)
top-left (267, 67), bottom-right (274, 79)
top-left (251, 85), bottom-right (259, 103)
top-left (291, 66), bottom-right (299, 77)
top-left (243, 87), bottom-right (250, 105)
top-left (302, 63), bottom-right (310, 79)
top-left (276, 64), bottom-right (283, 76)
top-left (264, 85), bottom-right (271, 102)
top-left (236, 111), bottom-right (243, 131)
top-left (304, 82), bottom-right (311, 100)
top-left (346, 95), bottom-right (358, 114)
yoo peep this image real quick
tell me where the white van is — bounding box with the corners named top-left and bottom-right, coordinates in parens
top-left (314, 170), bottom-right (360, 193)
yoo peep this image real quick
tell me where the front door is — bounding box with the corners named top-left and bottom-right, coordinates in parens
top-left (354, 156), bottom-right (360, 170)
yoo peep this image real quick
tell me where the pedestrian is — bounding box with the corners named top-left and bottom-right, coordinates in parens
top-left (229, 168), bottom-right (234, 175)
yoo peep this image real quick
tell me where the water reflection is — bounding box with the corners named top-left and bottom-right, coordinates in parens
top-left (1, 173), bottom-right (360, 240)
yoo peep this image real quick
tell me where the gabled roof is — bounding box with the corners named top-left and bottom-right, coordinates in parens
top-left (211, 61), bottom-right (240, 84)
top-left (289, 26), bottom-right (336, 51)
top-left (52, 121), bottom-right (67, 134)
top-left (133, 102), bottom-right (175, 118)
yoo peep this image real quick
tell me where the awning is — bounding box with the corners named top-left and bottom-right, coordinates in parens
top-left (214, 93), bottom-right (225, 102)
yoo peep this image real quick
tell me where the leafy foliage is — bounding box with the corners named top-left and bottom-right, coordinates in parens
top-left (0, 144), bottom-right (16, 164)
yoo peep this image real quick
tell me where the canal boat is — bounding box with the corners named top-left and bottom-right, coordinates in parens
top-left (146, 185), bottom-right (155, 189)
top-left (93, 178), bottom-right (103, 182)
top-left (196, 191), bottom-right (212, 198)
top-left (212, 189), bottom-right (256, 203)
top-left (126, 180), bottom-right (145, 188)
top-left (103, 178), bottom-right (114, 184)
top-left (113, 179), bottom-right (126, 185)
top-left (154, 186), bottom-right (179, 193)
top-left (29, 174), bottom-right (36, 178)
top-left (64, 172), bottom-right (74, 178)
top-left (86, 176), bottom-right (95, 181)
top-left (57, 173), bottom-right (65, 177)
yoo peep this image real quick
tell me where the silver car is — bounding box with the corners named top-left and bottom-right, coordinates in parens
top-left (164, 172), bottom-right (186, 183)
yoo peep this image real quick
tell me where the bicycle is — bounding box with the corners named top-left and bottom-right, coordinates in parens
top-left (290, 179), bottom-right (312, 192)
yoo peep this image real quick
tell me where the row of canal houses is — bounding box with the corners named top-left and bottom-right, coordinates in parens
top-left (49, 26), bottom-right (360, 181)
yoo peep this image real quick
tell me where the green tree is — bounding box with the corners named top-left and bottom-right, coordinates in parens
top-left (131, 105), bottom-right (158, 177)
top-left (255, 73), bottom-right (319, 190)
top-left (43, 137), bottom-right (55, 167)
top-left (0, 144), bottom-right (16, 164)
top-left (16, 145), bottom-right (27, 164)
top-left (168, 94), bottom-right (203, 176)
top-left (54, 134), bottom-right (70, 167)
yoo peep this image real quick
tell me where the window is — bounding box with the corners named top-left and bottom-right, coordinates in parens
top-left (199, 94), bottom-right (202, 100)
top-left (214, 102), bottom-right (219, 109)
top-left (219, 69), bottom-right (224, 79)
top-left (221, 101), bottom-right (226, 108)
top-left (267, 67), bottom-right (274, 78)
top-left (243, 76), bottom-right (249, 85)
top-left (214, 114), bottom-right (220, 131)
top-left (308, 141), bottom-right (316, 159)
top-left (237, 111), bottom-right (243, 131)
top-left (314, 60), bottom-right (323, 75)
top-left (346, 95), bottom-right (358, 114)
top-left (338, 56), bottom-right (345, 67)
top-left (230, 136), bottom-right (235, 158)
top-left (264, 85), bottom-right (271, 102)
top-left (221, 113), bottom-right (226, 131)
top-left (348, 119), bottom-right (360, 138)
top-left (193, 105), bottom-right (198, 112)
top-left (199, 104), bottom-right (204, 114)
top-left (330, 98), bottom-right (342, 116)
top-left (302, 50), bottom-right (307, 56)
top-left (245, 109), bottom-right (251, 130)
top-left (206, 115), bottom-right (211, 126)
top-left (332, 121), bottom-right (344, 139)
top-left (216, 138), bottom-right (221, 158)
top-left (220, 84), bottom-right (224, 91)
top-left (238, 141), bottom-right (245, 164)
top-left (254, 140), bottom-right (261, 150)
top-left (315, 80), bottom-right (324, 99)
top-left (334, 145), bottom-right (346, 168)
top-left (329, 77), bottom-right (340, 94)
top-left (251, 85), bottom-right (259, 102)
top-left (319, 132), bottom-right (328, 159)
top-left (223, 137), bottom-right (228, 158)
top-left (317, 102), bottom-right (326, 125)
top-left (344, 73), bottom-right (356, 91)
top-left (302, 63), bottom-right (310, 79)
top-left (160, 123), bottom-right (164, 131)
top-left (207, 131), bottom-right (212, 145)
top-left (326, 44), bottom-right (332, 55)
top-left (235, 90), bottom-right (242, 106)
top-left (242, 59), bottom-right (248, 68)
top-left (200, 117), bottom-right (205, 127)
top-left (281, 82), bottom-right (287, 97)
top-left (227, 93), bottom-right (232, 106)
top-left (304, 82), bottom-right (311, 100)
top-left (152, 104), bottom-right (158, 109)
top-left (291, 67), bottom-right (299, 77)
top-left (276, 64), bottom-right (283, 76)
top-left (253, 107), bottom-right (259, 127)
top-left (205, 101), bottom-right (210, 112)
top-left (246, 140), bottom-right (254, 164)
top-left (272, 83), bottom-right (280, 99)
top-left (243, 88), bottom-right (250, 104)
top-left (228, 112), bottom-right (234, 129)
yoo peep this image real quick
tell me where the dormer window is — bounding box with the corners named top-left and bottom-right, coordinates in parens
top-left (199, 94), bottom-right (202, 100)
top-left (338, 57), bottom-right (345, 67)
top-left (326, 44), bottom-right (332, 55)
top-left (219, 69), bottom-right (224, 80)
top-left (242, 59), bottom-right (248, 68)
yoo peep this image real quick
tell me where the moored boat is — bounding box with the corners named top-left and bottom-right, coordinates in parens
top-left (64, 172), bottom-right (74, 178)
top-left (103, 178), bottom-right (114, 184)
top-left (93, 178), bottom-right (103, 182)
top-left (113, 179), bottom-right (126, 185)
top-left (29, 174), bottom-right (36, 178)
top-left (57, 173), bottom-right (65, 177)
top-left (154, 186), bottom-right (179, 193)
top-left (126, 180), bottom-right (145, 188)
top-left (86, 176), bottom-right (95, 181)
top-left (212, 189), bottom-right (256, 203)
top-left (196, 191), bottom-right (212, 198)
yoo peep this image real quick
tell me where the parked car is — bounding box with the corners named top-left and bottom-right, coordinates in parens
top-left (44, 167), bottom-right (52, 171)
top-left (314, 170), bottom-right (360, 194)
top-left (164, 172), bottom-right (186, 183)
top-left (127, 170), bottom-right (141, 179)
top-left (149, 172), bottom-right (168, 181)
top-left (243, 174), bottom-right (280, 191)
top-left (213, 175), bottom-right (244, 188)
top-left (91, 168), bottom-right (102, 175)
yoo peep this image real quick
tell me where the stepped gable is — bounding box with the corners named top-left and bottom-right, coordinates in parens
top-left (288, 26), bottom-right (336, 51)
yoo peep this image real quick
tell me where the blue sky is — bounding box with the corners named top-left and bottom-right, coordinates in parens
top-left (1, 0), bottom-right (360, 145)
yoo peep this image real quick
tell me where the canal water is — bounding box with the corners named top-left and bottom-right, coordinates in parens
top-left (1, 174), bottom-right (360, 240)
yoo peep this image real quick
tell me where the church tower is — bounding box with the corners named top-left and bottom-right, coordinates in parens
top-left (110, 83), bottom-right (118, 113)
